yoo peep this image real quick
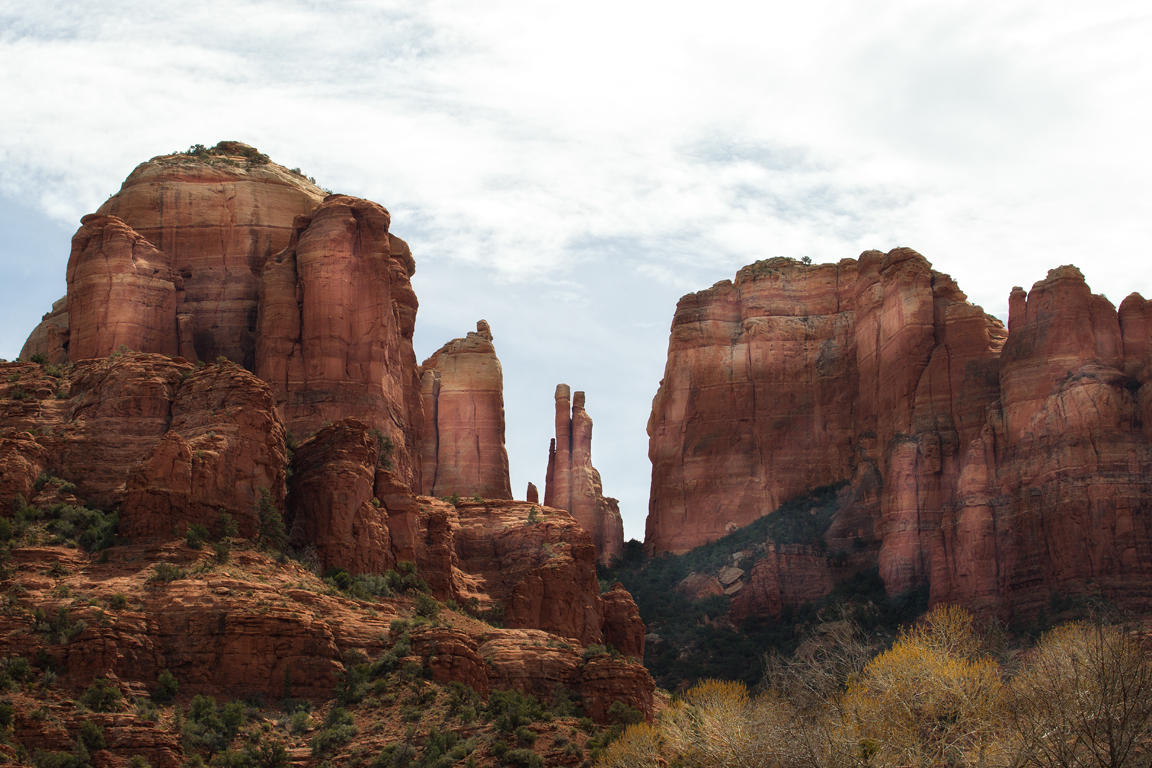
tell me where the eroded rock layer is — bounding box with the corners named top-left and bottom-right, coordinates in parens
top-left (647, 251), bottom-right (1152, 619)
top-left (94, 142), bottom-right (325, 367)
top-left (418, 320), bottom-right (512, 499)
top-left (545, 385), bottom-right (624, 565)
top-left (0, 353), bottom-right (286, 537)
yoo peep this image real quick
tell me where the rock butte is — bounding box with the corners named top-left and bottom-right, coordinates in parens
top-left (5, 144), bottom-right (651, 748)
top-left (545, 385), bottom-right (625, 565)
top-left (648, 250), bottom-right (1152, 620)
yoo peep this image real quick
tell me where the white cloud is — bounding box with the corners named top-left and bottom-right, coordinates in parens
top-left (2, 0), bottom-right (1152, 538)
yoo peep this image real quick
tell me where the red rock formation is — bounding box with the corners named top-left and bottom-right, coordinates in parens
top-left (19, 296), bottom-right (69, 364)
top-left (729, 544), bottom-right (836, 621)
top-left (579, 655), bottom-right (655, 721)
top-left (256, 195), bottom-right (424, 490)
top-left (479, 631), bottom-right (654, 720)
top-left (599, 583), bottom-right (646, 659)
top-left (65, 215), bottom-right (179, 361)
top-left (425, 498), bottom-right (604, 645)
top-left (545, 385), bottom-right (624, 564)
top-left (418, 320), bottom-right (512, 499)
top-left (287, 419), bottom-right (396, 574)
top-left (0, 354), bottom-right (286, 538)
top-left (0, 431), bottom-right (47, 505)
top-left (931, 267), bottom-right (1152, 617)
top-left (120, 361), bottom-right (287, 540)
top-left (647, 252), bottom-right (1152, 620)
top-left (526, 482), bottom-right (540, 503)
top-left (95, 142), bottom-right (325, 367)
top-left (647, 252), bottom-right (1006, 559)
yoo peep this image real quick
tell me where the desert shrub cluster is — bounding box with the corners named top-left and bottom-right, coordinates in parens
top-left (597, 605), bottom-right (1152, 768)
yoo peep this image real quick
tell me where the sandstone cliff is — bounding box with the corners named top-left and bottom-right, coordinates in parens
top-left (545, 385), bottom-right (624, 565)
top-left (417, 320), bottom-right (512, 499)
top-left (255, 194), bottom-right (425, 489)
top-left (0, 353), bottom-right (286, 539)
top-left (6, 144), bottom-right (653, 767)
top-left (647, 251), bottom-right (1152, 620)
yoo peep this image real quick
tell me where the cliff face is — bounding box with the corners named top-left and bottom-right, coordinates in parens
top-left (255, 195), bottom-right (425, 489)
top-left (92, 142), bottom-right (325, 367)
top-left (647, 251), bottom-right (1152, 619)
top-left (932, 269), bottom-right (1152, 615)
top-left (545, 385), bottom-right (624, 565)
top-left (0, 354), bottom-right (286, 538)
top-left (5, 145), bottom-right (653, 766)
top-left (418, 320), bottom-right (512, 499)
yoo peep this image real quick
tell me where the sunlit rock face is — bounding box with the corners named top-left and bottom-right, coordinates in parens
top-left (255, 194), bottom-right (425, 490)
top-left (647, 251), bottom-right (1152, 619)
top-left (418, 320), bottom-right (512, 500)
top-left (95, 142), bottom-right (325, 367)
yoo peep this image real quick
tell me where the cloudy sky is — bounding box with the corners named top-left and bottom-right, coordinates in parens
top-left (2, 1), bottom-right (1150, 540)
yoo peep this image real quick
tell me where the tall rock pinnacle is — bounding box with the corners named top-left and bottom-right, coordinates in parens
top-left (418, 320), bottom-right (512, 499)
top-left (545, 384), bottom-right (624, 564)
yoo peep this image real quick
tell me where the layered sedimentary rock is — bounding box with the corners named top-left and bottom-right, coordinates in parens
top-left (95, 142), bottom-right (325, 366)
top-left (729, 544), bottom-right (837, 621)
top-left (65, 215), bottom-right (180, 361)
top-left (19, 296), bottom-right (69, 364)
top-left (418, 320), bottom-right (512, 499)
top-left (120, 361), bottom-right (287, 540)
top-left (0, 354), bottom-right (286, 536)
top-left (646, 250), bottom-right (1004, 557)
top-left (545, 385), bottom-right (624, 564)
top-left (932, 268), bottom-right (1152, 615)
top-left (256, 195), bottom-right (424, 489)
top-left (287, 419), bottom-right (395, 574)
top-left (647, 251), bottom-right (1152, 619)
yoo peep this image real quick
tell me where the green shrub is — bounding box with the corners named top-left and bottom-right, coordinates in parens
top-left (80, 678), bottom-right (122, 712)
top-left (153, 669), bottom-right (178, 703)
top-left (310, 706), bottom-right (356, 755)
top-left (33, 607), bottom-right (86, 644)
top-left (501, 748), bottom-right (542, 768)
top-left (33, 503), bottom-right (117, 552)
top-left (32, 748), bottom-right (87, 768)
top-left (107, 593), bottom-right (128, 610)
top-left (286, 709), bottom-right (311, 734)
top-left (245, 738), bottom-right (289, 768)
top-left (413, 593), bottom-right (439, 619)
top-left (606, 700), bottom-right (643, 726)
top-left (2, 656), bottom-right (32, 685)
top-left (216, 512), bottom-right (238, 539)
top-left (383, 561), bottom-right (428, 595)
top-left (185, 524), bottom-right (209, 550)
top-left (182, 695), bottom-right (245, 754)
top-left (135, 698), bottom-right (159, 722)
top-left (148, 563), bottom-right (185, 584)
top-left (78, 720), bottom-right (105, 750)
top-left (581, 644), bottom-right (613, 661)
top-left (370, 742), bottom-right (416, 768)
top-left (486, 690), bottom-right (543, 733)
top-left (0, 698), bottom-right (13, 727)
top-left (256, 490), bottom-right (287, 552)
